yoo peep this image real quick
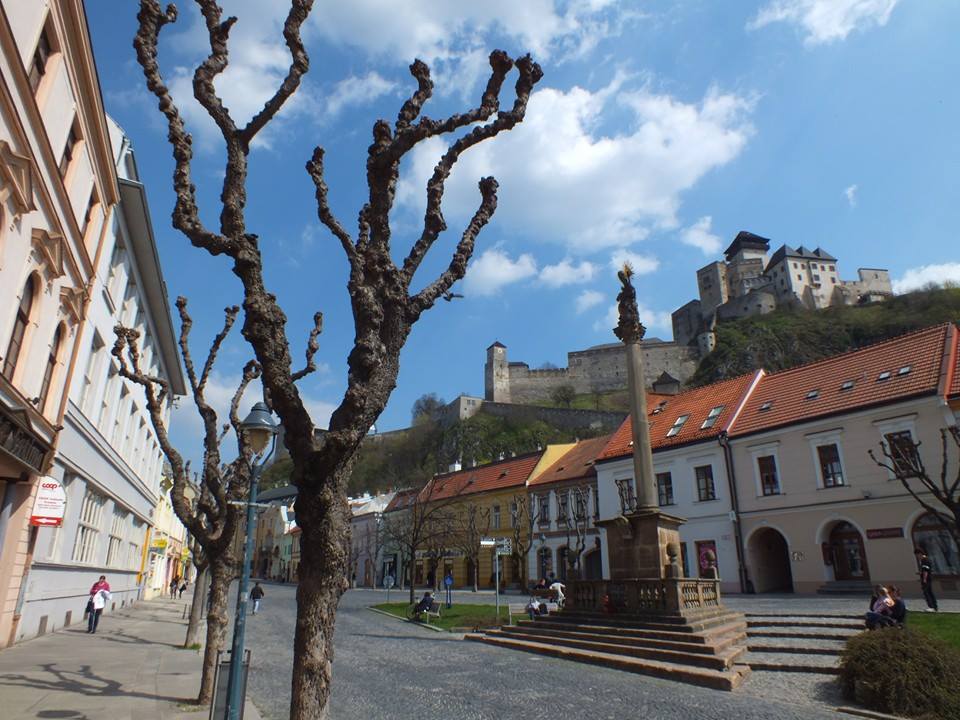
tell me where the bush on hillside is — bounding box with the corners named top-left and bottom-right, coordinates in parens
top-left (839, 627), bottom-right (960, 719)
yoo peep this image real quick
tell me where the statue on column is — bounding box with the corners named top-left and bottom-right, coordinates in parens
top-left (613, 264), bottom-right (646, 345)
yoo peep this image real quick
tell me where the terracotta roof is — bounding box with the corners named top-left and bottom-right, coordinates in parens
top-left (947, 325), bottom-right (960, 399)
top-left (419, 452), bottom-right (544, 502)
top-left (384, 488), bottom-right (419, 513)
top-left (596, 373), bottom-right (760, 462)
top-left (528, 434), bottom-right (612, 487)
top-left (732, 324), bottom-right (952, 437)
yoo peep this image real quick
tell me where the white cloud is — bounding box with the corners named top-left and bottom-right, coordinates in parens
top-left (463, 248), bottom-right (538, 296)
top-left (892, 263), bottom-right (960, 294)
top-left (680, 216), bottom-right (722, 255)
top-left (575, 289), bottom-right (604, 314)
top-left (540, 259), bottom-right (596, 287)
top-left (609, 249), bottom-right (659, 275)
top-left (747, 0), bottom-right (898, 45)
top-left (844, 184), bottom-right (858, 207)
top-left (593, 301), bottom-right (672, 336)
top-left (396, 78), bottom-right (753, 255)
top-left (320, 71), bottom-right (398, 123)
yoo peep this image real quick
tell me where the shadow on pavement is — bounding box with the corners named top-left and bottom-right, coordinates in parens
top-left (0, 662), bottom-right (187, 703)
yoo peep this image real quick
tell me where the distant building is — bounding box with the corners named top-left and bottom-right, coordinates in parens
top-left (672, 231), bottom-right (893, 351)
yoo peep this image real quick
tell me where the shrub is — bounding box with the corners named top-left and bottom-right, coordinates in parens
top-left (839, 628), bottom-right (960, 719)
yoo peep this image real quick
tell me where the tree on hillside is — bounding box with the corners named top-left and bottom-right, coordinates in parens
top-left (113, 302), bottom-right (258, 703)
top-left (134, 3), bottom-right (541, 712)
top-left (870, 427), bottom-right (960, 550)
top-left (412, 393), bottom-right (446, 424)
top-left (551, 384), bottom-right (576, 408)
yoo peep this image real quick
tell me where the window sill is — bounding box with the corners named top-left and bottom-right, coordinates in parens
top-left (695, 498), bottom-right (719, 503)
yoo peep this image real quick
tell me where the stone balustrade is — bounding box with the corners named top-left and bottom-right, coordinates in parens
top-left (569, 577), bottom-right (722, 615)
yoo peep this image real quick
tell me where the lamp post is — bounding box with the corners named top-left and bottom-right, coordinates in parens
top-left (223, 401), bottom-right (278, 720)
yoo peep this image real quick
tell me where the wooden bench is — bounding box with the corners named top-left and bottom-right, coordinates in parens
top-left (410, 604), bottom-right (442, 623)
top-left (507, 601), bottom-right (560, 625)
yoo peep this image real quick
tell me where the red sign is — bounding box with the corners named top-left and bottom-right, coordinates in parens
top-left (866, 527), bottom-right (904, 540)
top-left (30, 478), bottom-right (66, 528)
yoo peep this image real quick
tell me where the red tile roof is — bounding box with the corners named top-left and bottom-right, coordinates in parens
top-left (596, 373), bottom-right (761, 462)
top-left (732, 324), bottom-right (952, 437)
top-left (384, 488), bottom-right (419, 513)
top-left (419, 451), bottom-right (544, 502)
top-left (528, 434), bottom-right (612, 487)
top-left (947, 325), bottom-right (960, 399)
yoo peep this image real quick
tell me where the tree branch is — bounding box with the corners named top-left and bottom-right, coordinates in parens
top-left (291, 312), bottom-right (323, 382)
top-left (306, 147), bottom-right (357, 266)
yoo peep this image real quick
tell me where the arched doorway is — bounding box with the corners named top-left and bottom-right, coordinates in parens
top-left (748, 527), bottom-right (794, 593)
top-left (583, 547), bottom-right (602, 580)
top-left (829, 521), bottom-right (870, 582)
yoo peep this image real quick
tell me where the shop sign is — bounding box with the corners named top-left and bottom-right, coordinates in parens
top-left (0, 409), bottom-right (47, 473)
top-left (866, 527), bottom-right (904, 539)
top-left (29, 477), bottom-right (66, 527)
top-left (152, 537), bottom-right (168, 550)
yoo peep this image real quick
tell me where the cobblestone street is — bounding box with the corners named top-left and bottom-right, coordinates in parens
top-left (240, 584), bottom-right (864, 720)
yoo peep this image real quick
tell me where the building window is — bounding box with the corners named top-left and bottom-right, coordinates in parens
top-left (700, 405), bottom-right (724, 430)
top-left (79, 333), bottom-right (105, 414)
top-left (72, 487), bottom-right (106, 564)
top-left (829, 265), bottom-right (835, 271)
top-left (60, 122), bottom-right (79, 177)
top-left (28, 26), bottom-right (53, 93)
top-left (538, 494), bottom-right (550, 524)
top-left (615, 477), bottom-right (636, 513)
top-left (757, 455), bottom-right (780, 496)
top-left (912, 513), bottom-right (960, 577)
top-left (106, 506), bottom-right (129, 567)
top-left (817, 444), bottom-right (844, 487)
top-left (130, 518), bottom-right (145, 570)
top-left (797, 274), bottom-right (802, 281)
top-left (695, 465), bottom-right (716, 501)
top-left (38, 324), bottom-right (64, 411)
top-left (491, 504), bottom-right (501, 530)
top-left (666, 414), bottom-right (690, 438)
top-left (573, 489), bottom-right (587, 521)
top-left (656, 472), bottom-right (674, 506)
top-left (885, 431), bottom-right (919, 477)
top-left (509, 501), bottom-right (518, 528)
top-left (3, 276), bottom-right (37, 381)
top-left (557, 492), bottom-right (569, 524)
top-left (82, 189), bottom-right (99, 237)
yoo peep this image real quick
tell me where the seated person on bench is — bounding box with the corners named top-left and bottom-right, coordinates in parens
top-left (413, 591), bottom-right (437, 616)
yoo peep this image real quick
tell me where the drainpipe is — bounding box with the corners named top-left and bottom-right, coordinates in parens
top-left (719, 431), bottom-right (751, 594)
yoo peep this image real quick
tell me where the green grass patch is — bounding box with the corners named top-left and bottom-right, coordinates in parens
top-left (372, 602), bottom-right (509, 632)
top-left (909, 611), bottom-right (960, 650)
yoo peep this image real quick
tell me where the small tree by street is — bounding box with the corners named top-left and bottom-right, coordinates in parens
top-left (560, 485), bottom-right (591, 577)
top-left (509, 493), bottom-right (537, 590)
top-left (448, 502), bottom-right (491, 591)
top-left (870, 426), bottom-right (960, 548)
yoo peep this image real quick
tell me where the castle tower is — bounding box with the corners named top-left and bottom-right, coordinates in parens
top-left (484, 341), bottom-right (510, 402)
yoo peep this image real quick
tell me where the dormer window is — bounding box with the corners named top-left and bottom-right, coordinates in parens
top-left (877, 371), bottom-right (892, 382)
top-left (700, 405), bottom-right (725, 430)
top-left (840, 380), bottom-right (855, 391)
top-left (805, 389), bottom-right (819, 400)
top-left (666, 414), bottom-right (689, 438)
top-left (29, 26), bottom-right (54, 93)
top-left (759, 401), bottom-right (773, 412)
top-left (897, 365), bottom-right (911, 376)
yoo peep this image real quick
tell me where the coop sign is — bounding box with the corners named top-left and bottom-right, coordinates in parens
top-left (29, 477), bottom-right (66, 527)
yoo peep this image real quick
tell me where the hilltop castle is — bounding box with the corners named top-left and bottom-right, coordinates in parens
top-left (484, 339), bottom-right (698, 404)
top-left (672, 231), bottom-right (893, 354)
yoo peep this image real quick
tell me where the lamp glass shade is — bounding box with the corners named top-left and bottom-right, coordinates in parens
top-left (239, 401), bottom-right (278, 453)
top-left (247, 427), bottom-right (272, 454)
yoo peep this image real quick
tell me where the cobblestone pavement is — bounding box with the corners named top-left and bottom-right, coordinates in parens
top-left (240, 583), bottom-right (857, 720)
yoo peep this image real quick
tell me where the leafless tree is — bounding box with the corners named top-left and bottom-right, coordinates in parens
top-left (133, 2), bottom-right (540, 715)
top-left (448, 502), bottom-right (491, 591)
top-left (560, 485), bottom-right (591, 578)
top-left (870, 427), bottom-right (960, 548)
top-left (184, 535), bottom-right (210, 649)
top-left (112, 301), bottom-right (260, 703)
top-left (510, 493), bottom-right (538, 590)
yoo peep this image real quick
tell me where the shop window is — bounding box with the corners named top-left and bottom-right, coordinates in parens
top-left (912, 513), bottom-right (960, 576)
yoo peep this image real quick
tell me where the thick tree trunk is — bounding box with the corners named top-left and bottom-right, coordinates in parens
top-left (184, 567), bottom-right (210, 648)
top-left (198, 560), bottom-right (232, 704)
top-left (290, 484), bottom-right (350, 720)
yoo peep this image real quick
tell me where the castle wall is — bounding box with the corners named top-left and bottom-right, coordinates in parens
top-left (478, 402), bottom-right (627, 433)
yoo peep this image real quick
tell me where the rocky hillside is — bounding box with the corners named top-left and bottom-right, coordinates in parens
top-left (691, 286), bottom-right (960, 386)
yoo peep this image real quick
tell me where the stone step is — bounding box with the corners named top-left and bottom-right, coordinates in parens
top-left (522, 619), bottom-right (748, 645)
top-left (490, 628), bottom-right (745, 670)
top-left (817, 582), bottom-right (872, 595)
top-left (501, 624), bottom-right (738, 657)
top-left (542, 611), bottom-right (745, 635)
top-left (747, 620), bottom-right (862, 630)
top-left (748, 644), bottom-right (842, 656)
top-left (560, 606), bottom-right (734, 625)
top-left (744, 650), bottom-right (840, 675)
top-left (744, 613), bottom-right (861, 620)
top-left (465, 633), bottom-right (752, 690)
top-left (748, 630), bottom-right (856, 641)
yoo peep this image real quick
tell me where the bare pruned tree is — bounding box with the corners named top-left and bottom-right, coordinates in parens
top-left (561, 485), bottom-right (591, 578)
top-left (133, 2), bottom-right (541, 715)
top-left (112, 299), bottom-right (259, 703)
top-left (869, 427), bottom-right (960, 548)
top-left (510, 493), bottom-right (538, 590)
top-left (448, 502), bottom-right (491, 591)
top-left (184, 534), bottom-right (210, 649)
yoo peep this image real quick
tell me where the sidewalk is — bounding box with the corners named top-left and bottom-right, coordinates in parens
top-left (0, 596), bottom-right (262, 720)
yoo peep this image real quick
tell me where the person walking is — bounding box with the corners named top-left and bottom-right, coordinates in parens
top-left (169, 576), bottom-right (179, 599)
top-left (250, 582), bottom-right (265, 615)
top-left (87, 576), bottom-right (112, 633)
top-left (915, 548), bottom-right (938, 611)
top-left (178, 579), bottom-right (188, 598)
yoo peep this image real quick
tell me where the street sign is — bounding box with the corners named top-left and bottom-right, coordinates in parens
top-left (479, 537), bottom-right (496, 547)
top-left (496, 538), bottom-right (512, 556)
top-left (29, 477), bottom-right (66, 527)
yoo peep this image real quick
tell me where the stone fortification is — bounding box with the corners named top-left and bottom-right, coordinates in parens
top-left (484, 340), bottom-right (698, 404)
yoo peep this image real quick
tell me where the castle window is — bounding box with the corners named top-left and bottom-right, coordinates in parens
top-left (666, 414), bottom-right (689, 438)
top-left (829, 265), bottom-right (835, 271)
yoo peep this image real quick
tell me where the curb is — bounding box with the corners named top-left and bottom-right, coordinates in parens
top-left (366, 607), bottom-right (446, 633)
top-left (835, 707), bottom-right (910, 720)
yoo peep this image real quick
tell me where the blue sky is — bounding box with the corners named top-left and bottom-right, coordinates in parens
top-left (85, 0), bottom-right (960, 454)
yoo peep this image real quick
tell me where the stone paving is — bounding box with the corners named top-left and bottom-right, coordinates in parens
top-left (239, 583), bottom-right (909, 720)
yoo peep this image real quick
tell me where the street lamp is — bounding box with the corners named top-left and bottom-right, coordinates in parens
top-left (224, 402), bottom-right (278, 720)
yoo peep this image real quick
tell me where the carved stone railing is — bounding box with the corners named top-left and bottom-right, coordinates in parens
top-left (569, 577), bottom-right (722, 616)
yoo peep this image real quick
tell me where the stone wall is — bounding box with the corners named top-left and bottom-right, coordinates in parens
top-left (478, 402), bottom-right (627, 433)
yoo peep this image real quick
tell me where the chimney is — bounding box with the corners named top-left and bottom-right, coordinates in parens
top-left (652, 371), bottom-right (681, 396)
top-left (448, 460), bottom-right (462, 473)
